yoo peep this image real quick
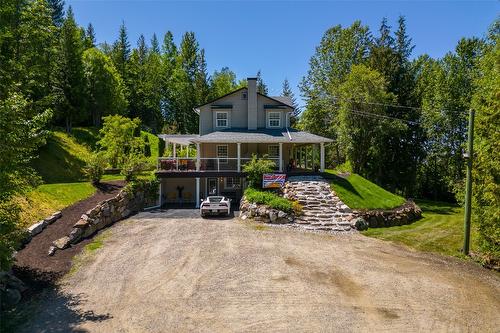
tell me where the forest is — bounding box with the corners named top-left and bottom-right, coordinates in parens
top-left (0, 0), bottom-right (498, 265)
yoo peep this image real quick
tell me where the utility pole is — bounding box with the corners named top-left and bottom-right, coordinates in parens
top-left (463, 109), bottom-right (475, 255)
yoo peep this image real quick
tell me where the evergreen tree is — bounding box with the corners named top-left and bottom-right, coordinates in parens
top-left (47, 0), bottom-right (65, 27)
top-left (111, 22), bottom-right (131, 81)
top-left (151, 33), bottom-right (160, 54)
top-left (256, 70), bottom-right (268, 94)
top-left (54, 6), bottom-right (85, 132)
top-left (84, 22), bottom-right (96, 49)
top-left (281, 78), bottom-right (299, 126)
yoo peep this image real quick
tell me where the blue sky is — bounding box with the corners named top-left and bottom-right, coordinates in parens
top-left (69, 1), bottom-right (498, 106)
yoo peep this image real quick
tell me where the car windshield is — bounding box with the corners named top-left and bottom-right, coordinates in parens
top-left (208, 196), bottom-right (224, 203)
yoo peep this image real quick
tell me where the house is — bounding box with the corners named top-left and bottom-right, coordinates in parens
top-left (156, 77), bottom-right (333, 207)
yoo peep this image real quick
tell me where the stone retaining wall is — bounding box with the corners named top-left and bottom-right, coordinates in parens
top-left (23, 211), bottom-right (62, 245)
top-left (50, 182), bottom-right (157, 255)
top-left (239, 197), bottom-right (294, 224)
top-left (356, 200), bottom-right (422, 229)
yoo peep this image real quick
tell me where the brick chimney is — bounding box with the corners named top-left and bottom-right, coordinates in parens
top-left (247, 77), bottom-right (257, 130)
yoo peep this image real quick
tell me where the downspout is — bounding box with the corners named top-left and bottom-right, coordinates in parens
top-left (285, 112), bottom-right (292, 141)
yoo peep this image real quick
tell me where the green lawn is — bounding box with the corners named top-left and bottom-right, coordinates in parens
top-left (362, 200), bottom-right (478, 258)
top-left (325, 171), bottom-right (405, 210)
top-left (16, 182), bottom-right (96, 228)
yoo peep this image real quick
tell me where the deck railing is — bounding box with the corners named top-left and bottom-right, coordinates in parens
top-left (157, 157), bottom-right (280, 172)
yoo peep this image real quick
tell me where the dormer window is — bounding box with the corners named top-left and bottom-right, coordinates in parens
top-left (268, 112), bottom-right (281, 128)
top-left (216, 111), bottom-right (228, 128)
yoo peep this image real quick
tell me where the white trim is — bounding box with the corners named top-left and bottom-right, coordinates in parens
top-left (267, 111), bottom-right (281, 128)
top-left (215, 111), bottom-right (229, 128)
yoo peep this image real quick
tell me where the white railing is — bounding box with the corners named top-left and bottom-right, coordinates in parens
top-left (158, 157), bottom-right (282, 172)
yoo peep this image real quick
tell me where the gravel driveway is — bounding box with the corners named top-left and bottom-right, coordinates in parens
top-left (18, 210), bottom-right (500, 332)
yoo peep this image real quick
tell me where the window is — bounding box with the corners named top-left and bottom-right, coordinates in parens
top-left (216, 112), bottom-right (228, 128)
top-left (242, 92), bottom-right (247, 100)
top-left (268, 112), bottom-right (281, 127)
top-left (224, 177), bottom-right (240, 189)
top-left (217, 145), bottom-right (228, 163)
top-left (268, 145), bottom-right (279, 157)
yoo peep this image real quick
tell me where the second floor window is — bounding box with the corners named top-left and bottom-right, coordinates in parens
top-left (216, 112), bottom-right (228, 127)
top-left (268, 112), bottom-right (281, 127)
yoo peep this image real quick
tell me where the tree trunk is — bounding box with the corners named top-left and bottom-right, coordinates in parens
top-left (65, 115), bottom-right (72, 133)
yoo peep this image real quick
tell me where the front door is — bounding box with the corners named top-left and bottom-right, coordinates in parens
top-left (207, 178), bottom-right (218, 196)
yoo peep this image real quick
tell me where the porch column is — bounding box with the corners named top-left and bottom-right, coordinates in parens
top-left (186, 144), bottom-right (189, 158)
top-left (196, 143), bottom-right (200, 171)
top-left (173, 143), bottom-right (177, 158)
top-left (320, 142), bottom-right (325, 172)
top-left (303, 147), bottom-right (306, 169)
top-left (195, 177), bottom-right (200, 208)
top-left (158, 181), bottom-right (162, 208)
top-left (313, 144), bottom-right (317, 170)
top-left (279, 142), bottom-right (283, 172)
top-left (237, 143), bottom-right (241, 172)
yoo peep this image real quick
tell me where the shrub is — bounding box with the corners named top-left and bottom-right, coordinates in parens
top-left (143, 135), bottom-right (151, 157)
top-left (158, 137), bottom-right (165, 157)
top-left (244, 188), bottom-right (293, 213)
top-left (243, 154), bottom-right (276, 188)
top-left (121, 154), bottom-right (150, 182)
top-left (291, 200), bottom-right (303, 215)
top-left (84, 152), bottom-right (107, 185)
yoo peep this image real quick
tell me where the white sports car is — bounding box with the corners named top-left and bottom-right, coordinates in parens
top-left (200, 196), bottom-right (231, 217)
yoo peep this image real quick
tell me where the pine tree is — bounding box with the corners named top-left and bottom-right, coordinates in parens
top-left (85, 22), bottom-right (96, 49)
top-left (282, 78), bottom-right (299, 125)
top-left (150, 33), bottom-right (160, 54)
top-left (256, 70), bottom-right (268, 94)
top-left (47, 0), bottom-right (65, 27)
top-left (112, 22), bottom-right (131, 80)
top-left (55, 6), bottom-right (85, 132)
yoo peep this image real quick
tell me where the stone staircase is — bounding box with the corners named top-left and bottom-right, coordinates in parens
top-left (283, 176), bottom-right (357, 233)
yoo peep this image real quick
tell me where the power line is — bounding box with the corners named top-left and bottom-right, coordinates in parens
top-left (347, 109), bottom-right (420, 125)
top-left (331, 97), bottom-right (466, 115)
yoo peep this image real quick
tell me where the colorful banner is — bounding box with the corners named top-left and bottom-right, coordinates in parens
top-left (262, 173), bottom-right (286, 189)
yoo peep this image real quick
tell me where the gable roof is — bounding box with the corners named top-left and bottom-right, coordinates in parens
top-left (194, 87), bottom-right (295, 110)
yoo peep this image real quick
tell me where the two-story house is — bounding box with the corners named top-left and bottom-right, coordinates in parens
top-left (156, 77), bottom-right (333, 207)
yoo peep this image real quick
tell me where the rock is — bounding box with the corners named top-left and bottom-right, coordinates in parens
top-left (48, 246), bottom-right (57, 256)
top-left (269, 210), bottom-right (278, 223)
top-left (69, 228), bottom-right (83, 243)
top-left (80, 214), bottom-right (89, 221)
top-left (44, 214), bottom-right (59, 224)
top-left (354, 217), bottom-right (369, 231)
top-left (27, 220), bottom-right (46, 236)
top-left (53, 236), bottom-right (71, 250)
top-left (240, 214), bottom-right (248, 220)
top-left (74, 218), bottom-right (89, 228)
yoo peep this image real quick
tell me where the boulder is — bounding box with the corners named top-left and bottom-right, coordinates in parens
top-left (74, 219), bottom-right (90, 228)
top-left (69, 228), bottom-right (83, 243)
top-left (53, 236), bottom-right (71, 250)
top-left (269, 210), bottom-right (278, 223)
top-left (354, 217), bottom-right (369, 231)
top-left (27, 220), bottom-right (46, 236)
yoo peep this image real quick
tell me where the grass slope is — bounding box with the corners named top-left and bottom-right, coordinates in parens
top-left (325, 171), bottom-right (405, 210)
top-left (16, 183), bottom-right (96, 229)
top-left (362, 200), bottom-right (477, 258)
